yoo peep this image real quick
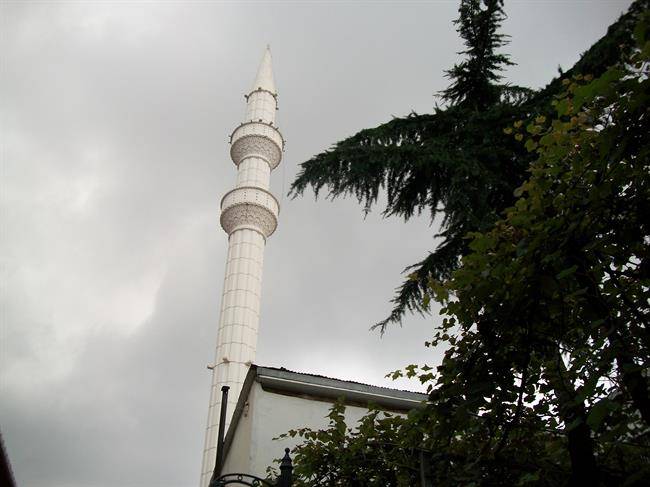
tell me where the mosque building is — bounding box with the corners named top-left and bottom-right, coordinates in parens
top-left (199, 48), bottom-right (426, 487)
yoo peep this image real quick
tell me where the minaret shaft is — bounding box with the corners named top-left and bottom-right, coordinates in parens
top-left (236, 157), bottom-right (271, 189)
top-left (200, 47), bottom-right (282, 487)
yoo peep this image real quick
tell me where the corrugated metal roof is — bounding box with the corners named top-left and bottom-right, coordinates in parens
top-left (256, 365), bottom-right (427, 404)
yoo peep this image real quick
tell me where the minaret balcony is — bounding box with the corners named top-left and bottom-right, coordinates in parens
top-left (220, 186), bottom-right (279, 238)
top-left (229, 121), bottom-right (284, 170)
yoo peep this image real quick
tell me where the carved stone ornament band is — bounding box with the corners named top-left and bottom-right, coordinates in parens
top-left (220, 202), bottom-right (278, 238)
top-left (230, 134), bottom-right (282, 170)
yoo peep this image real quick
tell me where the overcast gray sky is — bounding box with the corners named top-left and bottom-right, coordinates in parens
top-left (0, 1), bottom-right (633, 486)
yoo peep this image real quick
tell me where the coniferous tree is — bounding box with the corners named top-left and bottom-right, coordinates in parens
top-left (290, 0), bottom-right (646, 332)
top-left (441, 0), bottom-right (514, 109)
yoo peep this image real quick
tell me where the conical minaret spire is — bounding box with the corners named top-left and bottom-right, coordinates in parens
top-left (251, 46), bottom-right (276, 95)
top-left (200, 48), bottom-right (284, 487)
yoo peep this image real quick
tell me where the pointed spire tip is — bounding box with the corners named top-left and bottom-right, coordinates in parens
top-left (251, 45), bottom-right (276, 95)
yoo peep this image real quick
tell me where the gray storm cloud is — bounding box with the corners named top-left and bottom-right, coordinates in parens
top-left (1, 1), bottom-right (632, 486)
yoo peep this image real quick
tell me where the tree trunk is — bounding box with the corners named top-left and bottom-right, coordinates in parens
top-left (545, 351), bottom-right (600, 485)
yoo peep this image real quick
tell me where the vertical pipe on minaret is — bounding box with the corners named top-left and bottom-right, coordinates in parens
top-left (200, 47), bottom-right (283, 487)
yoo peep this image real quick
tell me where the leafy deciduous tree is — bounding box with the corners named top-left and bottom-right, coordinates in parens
top-left (279, 4), bottom-right (650, 485)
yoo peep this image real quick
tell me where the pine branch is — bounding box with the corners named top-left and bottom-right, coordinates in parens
top-left (373, 233), bottom-right (466, 334)
top-left (290, 112), bottom-right (439, 220)
top-left (291, 104), bottom-right (532, 329)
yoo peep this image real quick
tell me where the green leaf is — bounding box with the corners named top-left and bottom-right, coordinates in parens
top-left (587, 398), bottom-right (618, 431)
top-left (572, 67), bottom-right (623, 108)
top-left (633, 14), bottom-right (648, 45)
top-left (518, 472), bottom-right (540, 485)
top-left (565, 417), bottom-right (584, 432)
top-left (525, 139), bottom-right (538, 152)
top-left (556, 98), bottom-right (570, 116)
top-left (556, 265), bottom-right (578, 280)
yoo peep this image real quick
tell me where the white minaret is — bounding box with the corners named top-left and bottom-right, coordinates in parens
top-left (200, 47), bottom-right (283, 487)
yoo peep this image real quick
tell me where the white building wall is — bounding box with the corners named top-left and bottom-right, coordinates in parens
top-left (220, 385), bottom-right (256, 476)
top-left (222, 382), bottom-right (384, 479)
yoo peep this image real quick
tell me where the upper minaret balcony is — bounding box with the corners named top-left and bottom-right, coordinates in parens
top-left (229, 47), bottom-right (284, 176)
